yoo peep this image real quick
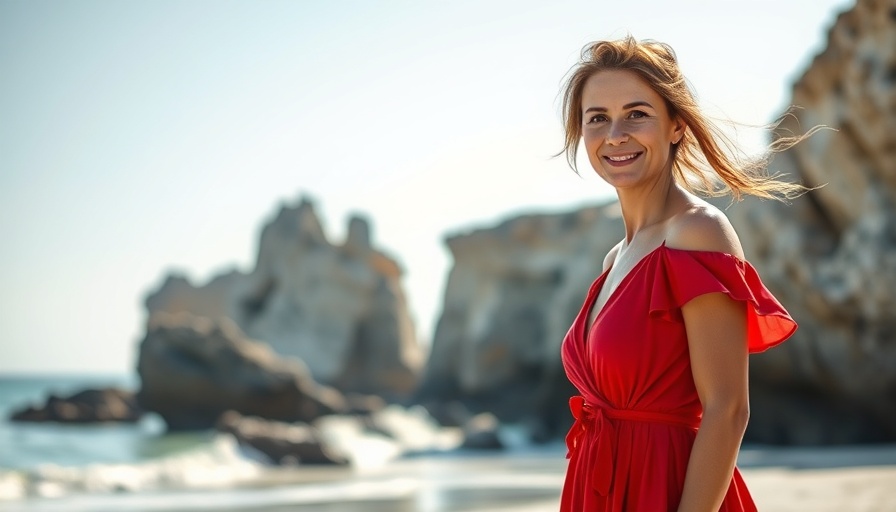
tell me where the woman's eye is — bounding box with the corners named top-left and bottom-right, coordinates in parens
top-left (629, 110), bottom-right (648, 119)
top-left (586, 114), bottom-right (608, 124)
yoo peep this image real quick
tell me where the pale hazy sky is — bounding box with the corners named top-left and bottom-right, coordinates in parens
top-left (0, 0), bottom-right (852, 374)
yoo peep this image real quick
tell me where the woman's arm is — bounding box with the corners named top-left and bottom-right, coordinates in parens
top-left (668, 205), bottom-right (751, 512)
top-left (677, 292), bottom-right (750, 512)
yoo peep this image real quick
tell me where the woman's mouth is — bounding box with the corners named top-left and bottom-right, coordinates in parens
top-left (603, 152), bottom-right (642, 167)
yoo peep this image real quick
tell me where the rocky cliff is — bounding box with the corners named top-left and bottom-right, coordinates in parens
top-left (143, 196), bottom-right (423, 402)
top-left (727, 0), bottom-right (896, 443)
top-left (416, 203), bottom-right (624, 437)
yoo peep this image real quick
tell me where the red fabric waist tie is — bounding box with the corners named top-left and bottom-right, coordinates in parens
top-left (565, 396), bottom-right (701, 496)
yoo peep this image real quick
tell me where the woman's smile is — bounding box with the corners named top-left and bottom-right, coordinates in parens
top-left (603, 151), bottom-right (643, 166)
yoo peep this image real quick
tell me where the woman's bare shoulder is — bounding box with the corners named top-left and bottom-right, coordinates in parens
top-left (602, 240), bottom-right (623, 272)
top-left (665, 201), bottom-right (745, 259)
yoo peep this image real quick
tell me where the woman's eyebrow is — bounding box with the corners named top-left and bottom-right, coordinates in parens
top-left (584, 101), bottom-right (654, 113)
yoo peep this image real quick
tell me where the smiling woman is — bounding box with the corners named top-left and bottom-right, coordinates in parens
top-left (580, 70), bottom-right (685, 192)
top-left (558, 37), bottom-right (817, 201)
top-left (554, 36), bottom-right (815, 512)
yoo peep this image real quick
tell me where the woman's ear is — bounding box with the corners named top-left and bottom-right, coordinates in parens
top-left (672, 117), bottom-right (686, 144)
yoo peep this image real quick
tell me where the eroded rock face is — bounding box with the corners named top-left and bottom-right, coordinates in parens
top-left (137, 313), bottom-right (345, 430)
top-left (417, 203), bottom-right (624, 437)
top-left (727, 0), bottom-right (896, 443)
top-left (144, 197), bottom-right (422, 401)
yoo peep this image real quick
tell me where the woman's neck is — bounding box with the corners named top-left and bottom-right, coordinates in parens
top-left (616, 177), bottom-right (684, 243)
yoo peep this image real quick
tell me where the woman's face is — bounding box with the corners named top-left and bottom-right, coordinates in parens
top-left (580, 69), bottom-right (685, 190)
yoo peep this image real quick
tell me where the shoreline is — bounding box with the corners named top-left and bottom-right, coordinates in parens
top-left (2, 445), bottom-right (895, 512)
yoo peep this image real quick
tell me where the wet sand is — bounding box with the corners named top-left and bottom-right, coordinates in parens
top-left (229, 453), bottom-right (568, 512)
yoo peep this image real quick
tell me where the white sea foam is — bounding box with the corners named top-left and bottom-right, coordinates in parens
top-left (374, 405), bottom-right (463, 453)
top-left (0, 472), bottom-right (26, 501)
top-left (316, 404), bottom-right (463, 469)
top-left (0, 434), bottom-right (261, 503)
top-left (0, 453), bottom-right (568, 512)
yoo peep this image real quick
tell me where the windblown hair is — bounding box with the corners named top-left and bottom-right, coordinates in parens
top-left (558, 36), bottom-right (817, 201)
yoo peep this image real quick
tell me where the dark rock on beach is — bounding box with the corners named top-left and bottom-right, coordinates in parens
top-left (217, 411), bottom-right (349, 466)
top-left (460, 413), bottom-right (505, 450)
top-left (137, 313), bottom-right (346, 430)
top-left (9, 387), bottom-right (142, 424)
top-left (421, 400), bottom-right (475, 428)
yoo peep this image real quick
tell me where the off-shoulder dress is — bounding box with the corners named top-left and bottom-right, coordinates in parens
top-left (560, 242), bottom-right (796, 511)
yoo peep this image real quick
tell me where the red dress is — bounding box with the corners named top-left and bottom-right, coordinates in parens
top-left (560, 242), bottom-right (796, 511)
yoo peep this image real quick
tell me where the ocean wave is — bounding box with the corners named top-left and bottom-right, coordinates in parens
top-left (0, 434), bottom-right (260, 502)
top-left (318, 405), bottom-right (463, 468)
top-left (0, 404), bottom-right (466, 504)
top-left (0, 453), bottom-right (567, 512)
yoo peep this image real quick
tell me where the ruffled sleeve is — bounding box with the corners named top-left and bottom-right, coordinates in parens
top-left (648, 245), bottom-right (797, 353)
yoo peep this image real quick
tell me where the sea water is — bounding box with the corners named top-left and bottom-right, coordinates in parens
top-left (0, 374), bottom-right (566, 511)
top-left (0, 375), bottom-right (183, 469)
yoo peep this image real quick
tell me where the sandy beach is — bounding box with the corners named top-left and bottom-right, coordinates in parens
top-left (6, 445), bottom-right (893, 512)
top-left (736, 444), bottom-right (896, 511)
top-left (221, 445), bottom-right (896, 512)
top-left (745, 466), bottom-right (896, 512)
top-left (201, 446), bottom-right (896, 512)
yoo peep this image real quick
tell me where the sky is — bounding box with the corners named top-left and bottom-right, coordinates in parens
top-left (0, 0), bottom-right (854, 374)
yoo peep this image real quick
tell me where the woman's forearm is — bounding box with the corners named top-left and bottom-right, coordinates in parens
top-left (676, 405), bottom-right (749, 512)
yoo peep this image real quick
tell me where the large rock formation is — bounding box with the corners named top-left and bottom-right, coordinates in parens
top-left (144, 197), bottom-right (422, 401)
top-left (137, 313), bottom-right (345, 430)
top-left (417, 203), bottom-right (624, 438)
top-left (726, 0), bottom-right (896, 443)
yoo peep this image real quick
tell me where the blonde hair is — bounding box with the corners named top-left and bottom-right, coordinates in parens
top-left (558, 36), bottom-right (816, 201)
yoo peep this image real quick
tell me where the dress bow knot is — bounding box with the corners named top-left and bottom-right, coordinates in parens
top-left (565, 395), bottom-right (616, 496)
top-left (565, 396), bottom-right (702, 497)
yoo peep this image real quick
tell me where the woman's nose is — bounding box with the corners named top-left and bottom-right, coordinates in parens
top-left (605, 121), bottom-right (629, 145)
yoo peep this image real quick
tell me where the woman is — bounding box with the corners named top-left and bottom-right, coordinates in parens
top-left (557, 36), bottom-right (809, 511)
